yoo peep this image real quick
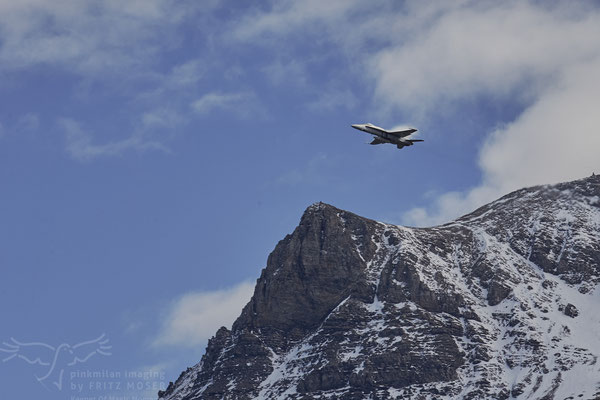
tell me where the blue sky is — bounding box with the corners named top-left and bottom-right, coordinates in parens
top-left (2, 1), bottom-right (600, 398)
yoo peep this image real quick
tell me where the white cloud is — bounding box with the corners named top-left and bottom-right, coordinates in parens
top-left (479, 60), bottom-right (600, 191)
top-left (403, 55), bottom-right (600, 226)
top-left (190, 91), bottom-right (264, 118)
top-left (153, 281), bottom-right (255, 347)
top-left (370, 2), bottom-right (600, 118)
top-left (61, 118), bottom-right (168, 161)
top-left (231, 0), bottom-right (367, 42)
top-left (391, 3), bottom-right (600, 226)
top-left (0, 0), bottom-right (189, 74)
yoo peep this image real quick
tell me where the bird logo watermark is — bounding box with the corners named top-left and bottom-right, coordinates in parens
top-left (0, 333), bottom-right (112, 391)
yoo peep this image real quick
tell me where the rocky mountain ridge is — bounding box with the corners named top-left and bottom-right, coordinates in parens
top-left (159, 175), bottom-right (600, 399)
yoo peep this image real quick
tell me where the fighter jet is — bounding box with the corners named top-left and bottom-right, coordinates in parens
top-left (351, 123), bottom-right (422, 149)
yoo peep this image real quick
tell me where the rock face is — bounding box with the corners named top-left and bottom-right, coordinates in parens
top-left (159, 175), bottom-right (600, 400)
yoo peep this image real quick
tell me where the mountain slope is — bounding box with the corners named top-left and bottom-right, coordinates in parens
top-left (159, 175), bottom-right (600, 400)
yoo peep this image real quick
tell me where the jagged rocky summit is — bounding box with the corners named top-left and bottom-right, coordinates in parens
top-left (159, 175), bottom-right (600, 400)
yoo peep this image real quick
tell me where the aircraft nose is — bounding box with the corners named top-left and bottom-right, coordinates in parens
top-left (351, 124), bottom-right (360, 129)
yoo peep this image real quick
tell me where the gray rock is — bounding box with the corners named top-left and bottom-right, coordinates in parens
top-left (563, 303), bottom-right (579, 318)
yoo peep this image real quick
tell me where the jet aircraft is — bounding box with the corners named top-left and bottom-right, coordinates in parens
top-left (351, 123), bottom-right (422, 149)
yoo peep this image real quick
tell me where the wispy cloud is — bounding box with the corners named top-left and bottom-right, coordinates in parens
top-left (153, 281), bottom-right (255, 347)
top-left (56, 57), bottom-right (208, 161)
top-left (190, 91), bottom-right (264, 118)
top-left (262, 59), bottom-right (308, 87)
top-left (14, 113), bottom-right (40, 134)
top-left (231, 0), bottom-right (370, 43)
top-left (140, 108), bottom-right (186, 131)
top-left (137, 59), bottom-right (206, 102)
top-left (306, 89), bottom-right (358, 112)
top-left (0, 3), bottom-right (215, 162)
top-left (60, 118), bottom-right (168, 162)
top-left (0, 0), bottom-right (192, 75)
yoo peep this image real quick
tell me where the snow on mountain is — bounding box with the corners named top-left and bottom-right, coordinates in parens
top-left (159, 175), bottom-right (600, 399)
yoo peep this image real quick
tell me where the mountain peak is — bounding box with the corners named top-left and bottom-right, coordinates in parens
top-left (304, 201), bottom-right (335, 213)
top-left (159, 176), bottom-right (600, 400)
top-left (299, 201), bottom-right (339, 224)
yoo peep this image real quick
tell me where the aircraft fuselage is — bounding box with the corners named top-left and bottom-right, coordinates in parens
top-left (351, 123), bottom-right (416, 146)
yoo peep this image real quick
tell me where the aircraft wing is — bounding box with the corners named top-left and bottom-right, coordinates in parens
top-left (388, 128), bottom-right (417, 138)
top-left (369, 138), bottom-right (387, 145)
